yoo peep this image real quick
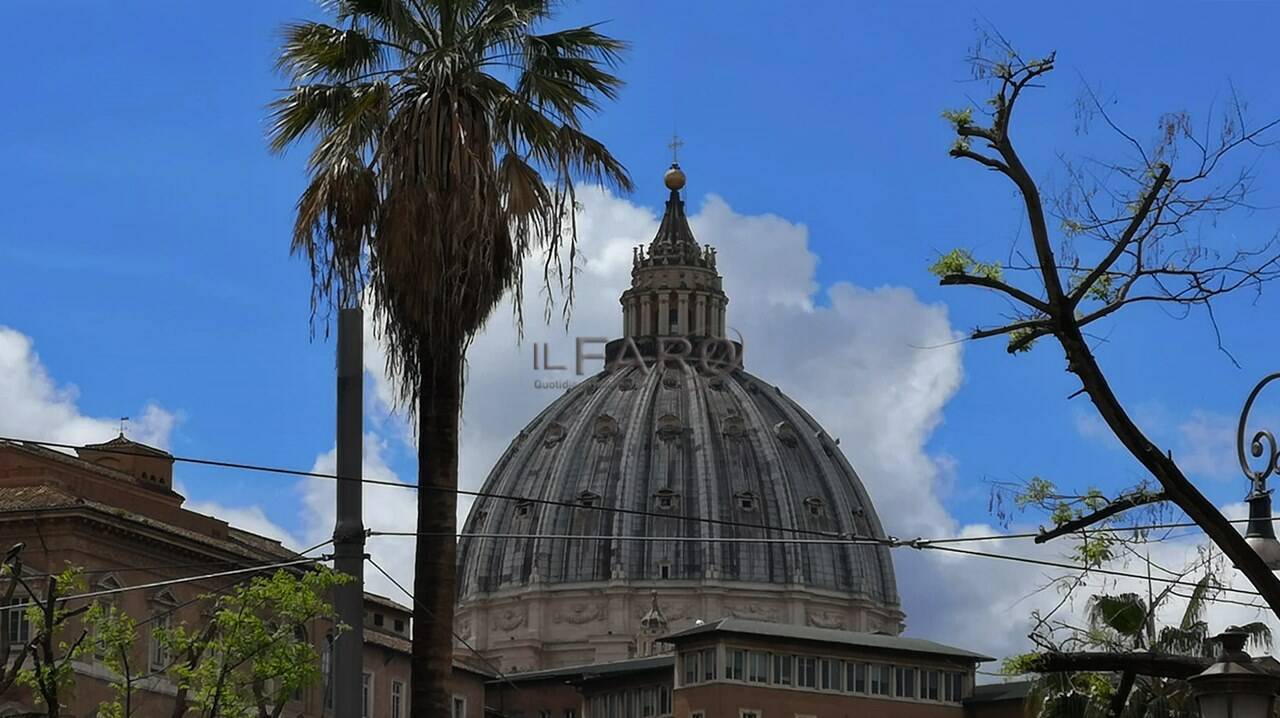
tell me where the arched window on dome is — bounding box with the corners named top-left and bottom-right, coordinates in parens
top-left (577, 491), bottom-right (601, 508)
top-left (734, 491), bottom-right (759, 512)
top-left (514, 500), bottom-right (533, 518)
top-left (804, 496), bottom-right (826, 518)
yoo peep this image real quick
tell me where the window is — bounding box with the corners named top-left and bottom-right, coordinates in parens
top-left (641, 686), bottom-right (656, 717)
top-left (392, 680), bottom-right (404, 718)
top-left (869, 664), bottom-right (890, 696)
top-left (690, 713), bottom-right (705, 718)
top-left (702, 648), bottom-right (717, 682)
top-left (540, 710), bottom-right (552, 718)
top-left (819, 659), bottom-right (841, 691)
top-left (4, 599), bottom-right (30, 645)
top-left (846, 662), bottom-right (866, 693)
top-left (659, 563), bottom-right (671, 579)
top-left (515, 501), bottom-right (533, 517)
top-left (728, 649), bottom-right (745, 680)
top-left (659, 686), bottom-right (672, 714)
top-left (566, 711), bottom-right (578, 718)
top-left (453, 695), bottom-right (466, 718)
top-left (682, 651), bottom-right (700, 685)
top-left (394, 618), bottom-right (406, 633)
top-left (804, 497), bottom-right (825, 517)
top-left (578, 491), bottom-right (600, 507)
top-left (748, 651), bottom-right (768, 683)
top-left (735, 492), bottom-right (758, 511)
top-left (945, 672), bottom-right (965, 702)
top-left (894, 666), bottom-right (916, 699)
top-left (591, 696), bottom-right (606, 718)
top-left (655, 490), bottom-right (677, 510)
top-left (739, 712), bottom-right (760, 718)
top-left (362, 672), bottom-right (373, 718)
top-left (925, 670), bottom-right (940, 700)
top-left (149, 613), bottom-right (171, 671)
top-left (374, 613), bottom-right (384, 627)
top-left (772, 654), bottom-right (793, 686)
top-left (796, 657), bottom-right (817, 688)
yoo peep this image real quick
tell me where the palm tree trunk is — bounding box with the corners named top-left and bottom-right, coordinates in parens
top-left (411, 343), bottom-right (461, 718)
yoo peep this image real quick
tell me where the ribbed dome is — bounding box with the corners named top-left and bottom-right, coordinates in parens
top-left (453, 164), bottom-right (902, 670)
top-left (456, 362), bottom-right (900, 607)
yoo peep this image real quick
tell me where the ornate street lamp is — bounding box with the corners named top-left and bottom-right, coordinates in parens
top-left (1189, 630), bottom-right (1280, 718)
top-left (1238, 374), bottom-right (1280, 569)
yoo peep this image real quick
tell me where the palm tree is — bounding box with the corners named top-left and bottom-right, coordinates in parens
top-left (268, 2), bottom-right (632, 713)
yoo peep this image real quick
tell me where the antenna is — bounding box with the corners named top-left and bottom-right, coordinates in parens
top-left (119, 417), bottom-right (130, 437)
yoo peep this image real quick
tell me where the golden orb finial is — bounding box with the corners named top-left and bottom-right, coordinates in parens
top-left (664, 163), bottom-right (686, 191)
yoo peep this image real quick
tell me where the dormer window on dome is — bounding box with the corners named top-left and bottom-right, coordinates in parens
top-left (656, 414), bottom-right (684, 441)
top-left (593, 415), bottom-right (619, 440)
top-left (775, 421), bottom-right (800, 448)
top-left (735, 491), bottom-right (759, 512)
top-left (514, 500), bottom-right (534, 518)
top-left (578, 491), bottom-right (601, 508)
top-left (654, 488), bottom-right (679, 511)
top-left (804, 497), bottom-right (826, 518)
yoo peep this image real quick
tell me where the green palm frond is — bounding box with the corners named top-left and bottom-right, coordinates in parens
top-left (276, 22), bottom-right (385, 82)
top-left (1233, 621), bottom-right (1273, 653)
top-left (1087, 593), bottom-right (1148, 642)
top-left (1177, 574), bottom-right (1220, 631)
top-left (272, 0), bottom-right (632, 397)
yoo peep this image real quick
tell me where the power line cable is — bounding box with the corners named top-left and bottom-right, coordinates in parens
top-left (61, 557), bottom-right (327, 604)
top-left (0, 436), bottom-right (878, 540)
top-left (919, 544), bottom-right (1265, 598)
top-left (4, 434), bottom-right (1266, 550)
top-left (364, 555), bottom-right (522, 694)
top-left (371, 531), bottom-right (1276, 603)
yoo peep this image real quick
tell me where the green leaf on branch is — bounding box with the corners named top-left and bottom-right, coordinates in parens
top-left (941, 107), bottom-right (974, 128)
top-left (1016, 477), bottom-right (1057, 508)
top-left (928, 248), bottom-right (1003, 281)
top-left (1007, 327), bottom-right (1038, 353)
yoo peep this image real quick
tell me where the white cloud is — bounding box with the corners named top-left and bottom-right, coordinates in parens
top-left (183, 487), bottom-right (302, 550)
top-left (300, 434), bottom-right (418, 601)
top-left (0, 326), bottom-right (177, 449)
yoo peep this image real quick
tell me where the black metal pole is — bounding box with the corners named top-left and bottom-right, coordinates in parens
top-left (333, 307), bottom-right (365, 717)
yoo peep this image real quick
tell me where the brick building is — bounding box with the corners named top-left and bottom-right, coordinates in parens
top-left (0, 436), bottom-right (487, 717)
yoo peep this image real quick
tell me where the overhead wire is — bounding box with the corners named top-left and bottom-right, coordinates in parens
top-left (364, 555), bottom-right (523, 694)
top-left (9, 434), bottom-right (1278, 608)
top-left (3, 434), bottom-right (1252, 548)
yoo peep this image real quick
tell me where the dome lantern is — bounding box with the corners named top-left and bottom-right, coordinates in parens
top-left (619, 157), bottom-right (729, 342)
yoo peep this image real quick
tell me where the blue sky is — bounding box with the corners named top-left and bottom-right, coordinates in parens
top-left (4, 1), bottom-right (1280, 654)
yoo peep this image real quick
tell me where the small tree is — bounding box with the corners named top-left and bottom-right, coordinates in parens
top-left (80, 601), bottom-right (140, 718)
top-left (12, 566), bottom-right (91, 718)
top-left (155, 567), bottom-right (348, 718)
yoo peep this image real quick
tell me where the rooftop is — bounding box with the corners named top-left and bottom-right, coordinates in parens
top-left (487, 655), bottom-right (674, 684)
top-left (662, 618), bottom-right (994, 663)
top-left (967, 680), bottom-right (1034, 704)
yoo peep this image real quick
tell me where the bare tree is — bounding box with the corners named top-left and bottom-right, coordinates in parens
top-left (934, 28), bottom-right (1280, 716)
top-left (936, 29), bottom-right (1280, 611)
